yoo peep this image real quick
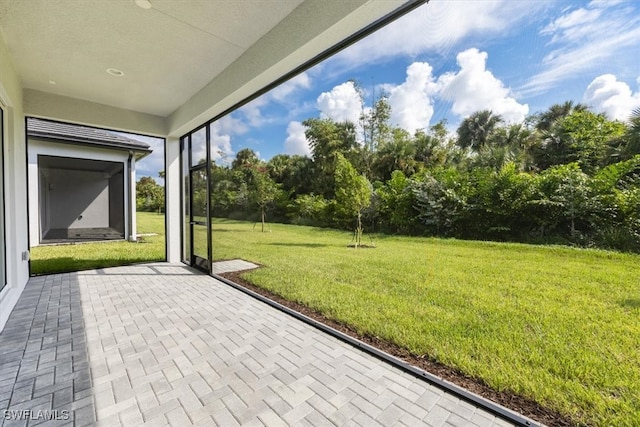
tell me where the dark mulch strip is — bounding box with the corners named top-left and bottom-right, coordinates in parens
top-left (220, 269), bottom-right (575, 427)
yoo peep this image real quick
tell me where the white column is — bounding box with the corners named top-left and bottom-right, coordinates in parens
top-left (27, 144), bottom-right (40, 247)
top-left (165, 136), bottom-right (181, 263)
top-left (128, 154), bottom-right (137, 241)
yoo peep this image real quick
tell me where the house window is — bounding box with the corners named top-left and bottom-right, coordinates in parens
top-left (0, 107), bottom-right (6, 291)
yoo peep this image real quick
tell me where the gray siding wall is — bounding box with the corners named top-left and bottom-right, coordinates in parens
top-left (49, 169), bottom-right (109, 229)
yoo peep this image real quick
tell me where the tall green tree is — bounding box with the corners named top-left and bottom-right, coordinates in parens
top-left (530, 102), bottom-right (589, 171)
top-left (267, 154), bottom-right (314, 195)
top-left (351, 81), bottom-right (393, 178)
top-left (232, 148), bottom-right (260, 170)
top-left (413, 168), bottom-right (468, 236)
top-left (303, 118), bottom-right (358, 197)
top-left (414, 121), bottom-right (450, 168)
top-left (623, 107), bottom-right (640, 159)
top-left (553, 110), bottom-right (625, 173)
top-left (468, 163), bottom-right (535, 238)
top-left (209, 165), bottom-right (237, 217)
top-left (371, 128), bottom-right (417, 182)
top-left (534, 101), bottom-right (588, 133)
top-left (136, 176), bottom-right (164, 212)
top-left (456, 110), bottom-right (503, 151)
top-left (361, 95), bottom-right (392, 151)
top-left (375, 170), bottom-right (417, 233)
top-left (530, 163), bottom-right (598, 238)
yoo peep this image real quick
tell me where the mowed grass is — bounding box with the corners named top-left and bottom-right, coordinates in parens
top-left (211, 218), bottom-right (640, 426)
top-left (30, 212), bottom-right (166, 275)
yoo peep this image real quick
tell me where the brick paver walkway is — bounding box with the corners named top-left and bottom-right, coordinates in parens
top-left (211, 260), bottom-right (258, 275)
top-left (0, 263), bottom-right (526, 426)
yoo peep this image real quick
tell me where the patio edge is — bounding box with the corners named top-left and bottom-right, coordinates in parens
top-left (212, 272), bottom-right (543, 427)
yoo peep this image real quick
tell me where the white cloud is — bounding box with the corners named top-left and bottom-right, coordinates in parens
top-left (334, 0), bottom-right (547, 66)
top-left (284, 121), bottom-right (311, 156)
top-left (316, 81), bottom-right (362, 124)
top-left (541, 6), bottom-right (602, 43)
top-left (316, 52), bottom-right (528, 133)
top-left (588, 0), bottom-right (627, 8)
top-left (123, 134), bottom-right (165, 181)
top-left (239, 71), bottom-right (312, 127)
top-left (209, 122), bottom-right (234, 163)
top-left (216, 113), bottom-right (248, 135)
top-left (239, 99), bottom-right (267, 128)
top-left (210, 134), bottom-right (232, 162)
top-left (436, 49), bottom-right (528, 123)
top-left (188, 128), bottom-right (208, 165)
top-left (271, 72), bottom-right (312, 102)
top-left (524, 1), bottom-right (640, 94)
top-left (386, 62), bottom-right (438, 134)
top-left (583, 74), bottom-right (640, 121)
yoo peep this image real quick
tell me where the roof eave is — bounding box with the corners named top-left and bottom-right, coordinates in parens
top-left (28, 133), bottom-right (152, 155)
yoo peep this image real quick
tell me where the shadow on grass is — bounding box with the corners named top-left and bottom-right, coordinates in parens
top-left (30, 256), bottom-right (165, 275)
top-left (619, 298), bottom-right (640, 310)
top-left (210, 228), bottom-right (253, 233)
top-left (266, 242), bottom-right (329, 248)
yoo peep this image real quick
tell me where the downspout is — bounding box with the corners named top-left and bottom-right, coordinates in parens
top-left (127, 151), bottom-right (135, 241)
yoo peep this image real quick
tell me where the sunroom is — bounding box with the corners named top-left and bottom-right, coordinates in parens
top-left (6, 1), bottom-right (529, 424)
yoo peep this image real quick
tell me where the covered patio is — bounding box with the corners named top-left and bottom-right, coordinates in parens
top-left (0, 0), bottom-right (430, 331)
top-left (0, 263), bottom-right (524, 426)
top-left (0, 1), bottom-right (539, 426)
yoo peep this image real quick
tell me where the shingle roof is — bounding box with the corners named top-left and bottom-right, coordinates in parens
top-left (27, 118), bottom-right (152, 154)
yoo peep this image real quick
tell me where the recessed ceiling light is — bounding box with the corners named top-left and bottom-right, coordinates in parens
top-left (134, 0), bottom-right (152, 9)
top-left (48, 80), bottom-right (56, 85)
top-left (106, 68), bottom-right (125, 77)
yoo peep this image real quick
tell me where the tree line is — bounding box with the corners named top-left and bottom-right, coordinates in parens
top-left (137, 175), bottom-right (165, 213)
top-left (179, 98), bottom-right (640, 252)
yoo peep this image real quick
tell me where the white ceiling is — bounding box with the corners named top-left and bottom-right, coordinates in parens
top-left (0, 0), bottom-right (304, 116)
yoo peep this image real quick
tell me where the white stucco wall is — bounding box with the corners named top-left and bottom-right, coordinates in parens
top-left (0, 31), bottom-right (28, 332)
top-left (165, 136), bottom-right (180, 263)
top-left (24, 89), bottom-right (167, 138)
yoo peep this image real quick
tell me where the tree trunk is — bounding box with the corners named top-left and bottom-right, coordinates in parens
top-left (356, 210), bottom-right (362, 248)
top-left (570, 217), bottom-right (575, 237)
top-left (261, 206), bottom-right (265, 233)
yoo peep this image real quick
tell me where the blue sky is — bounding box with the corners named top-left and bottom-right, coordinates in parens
top-left (136, 0), bottom-right (640, 179)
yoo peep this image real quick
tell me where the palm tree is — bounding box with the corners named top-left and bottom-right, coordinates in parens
top-left (624, 107), bottom-right (640, 158)
top-left (529, 101), bottom-right (588, 171)
top-left (492, 123), bottom-right (538, 171)
top-left (535, 101), bottom-right (587, 132)
top-left (456, 110), bottom-right (503, 151)
top-left (231, 148), bottom-right (260, 170)
top-left (372, 128), bottom-right (417, 181)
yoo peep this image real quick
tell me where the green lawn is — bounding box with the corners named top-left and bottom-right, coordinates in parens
top-left (30, 212), bottom-right (165, 275)
top-left (211, 218), bottom-right (640, 426)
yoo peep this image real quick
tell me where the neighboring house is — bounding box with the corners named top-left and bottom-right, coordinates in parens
top-left (27, 118), bottom-right (151, 246)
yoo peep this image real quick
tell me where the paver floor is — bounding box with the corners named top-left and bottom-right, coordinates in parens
top-left (0, 263), bottom-right (525, 426)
